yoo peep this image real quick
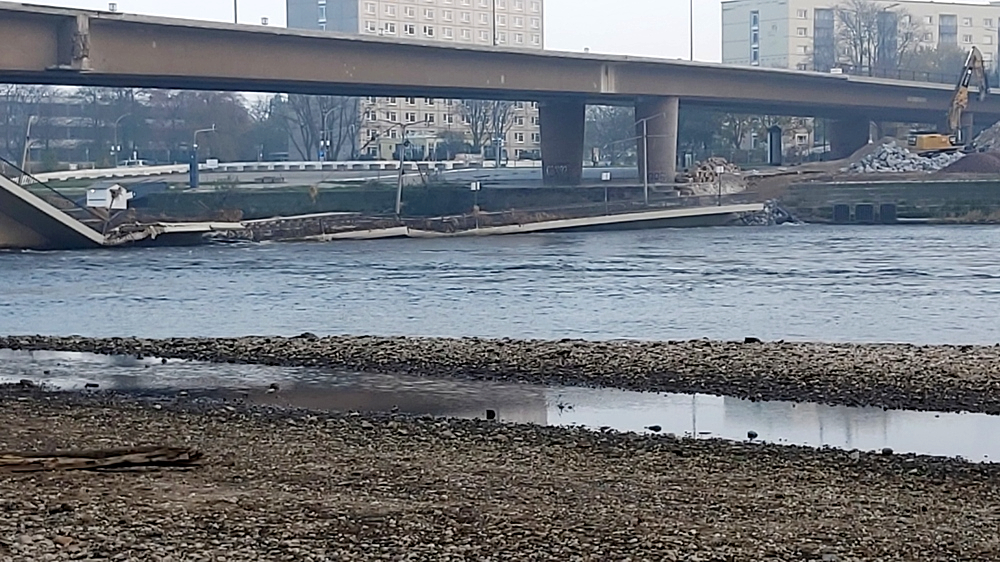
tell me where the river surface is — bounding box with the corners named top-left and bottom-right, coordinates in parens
top-left (2, 349), bottom-right (995, 461)
top-left (2, 224), bottom-right (999, 344)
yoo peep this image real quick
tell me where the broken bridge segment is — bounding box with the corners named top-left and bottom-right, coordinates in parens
top-left (0, 173), bottom-right (105, 250)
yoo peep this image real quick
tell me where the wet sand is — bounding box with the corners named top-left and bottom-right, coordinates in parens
top-left (4, 335), bottom-right (1000, 414)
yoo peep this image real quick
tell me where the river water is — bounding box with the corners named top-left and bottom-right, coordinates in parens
top-left (2, 224), bottom-right (999, 343)
top-left (2, 349), bottom-right (996, 461)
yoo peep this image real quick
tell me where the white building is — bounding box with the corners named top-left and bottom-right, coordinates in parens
top-left (722, 0), bottom-right (1000, 72)
top-left (286, 0), bottom-right (544, 160)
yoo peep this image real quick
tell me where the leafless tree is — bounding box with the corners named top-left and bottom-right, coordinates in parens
top-left (0, 84), bottom-right (53, 165)
top-left (834, 0), bottom-right (923, 76)
top-left (457, 100), bottom-right (492, 152)
top-left (281, 95), bottom-right (362, 160)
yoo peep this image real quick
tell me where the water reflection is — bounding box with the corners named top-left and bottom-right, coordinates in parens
top-left (2, 349), bottom-right (997, 461)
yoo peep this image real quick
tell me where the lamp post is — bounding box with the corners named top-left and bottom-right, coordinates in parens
top-left (634, 112), bottom-right (669, 207)
top-left (19, 115), bottom-right (37, 178)
top-left (321, 106), bottom-right (338, 162)
top-left (112, 113), bottom-right (130, 167)
top-left (190, 125), bottom-right (216, 189)
top-left (689, 0), bottom-right (694, 61)
top-left (233, 0), bottom-right (238, 23)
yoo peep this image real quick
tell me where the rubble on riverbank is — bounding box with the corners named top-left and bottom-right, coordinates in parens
top-left (4, 335), bottom-right (1000, 415)
top-left (846, 142), bottom-right (963, 173)
top-left (2, 390), bottom-right (999, 561)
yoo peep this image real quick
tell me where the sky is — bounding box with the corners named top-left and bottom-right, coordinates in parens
top-left (29, 0), bottom-right (995, 62)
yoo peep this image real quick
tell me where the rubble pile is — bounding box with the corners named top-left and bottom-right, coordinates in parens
top-left (973, 121), bottom-right (1000, 150)
top-left (682, 157), bottom-right (742, 183)
top-left (939, 152), bottom-right (1000, 173)
top-left (847, 142), bottom-right (963, 173)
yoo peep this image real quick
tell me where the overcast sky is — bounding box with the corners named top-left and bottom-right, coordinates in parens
top-left (32, 0), bottom-right (994, 61)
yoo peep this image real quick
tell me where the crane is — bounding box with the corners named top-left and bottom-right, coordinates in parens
top-left (908, 46), bottom-right (991, 155)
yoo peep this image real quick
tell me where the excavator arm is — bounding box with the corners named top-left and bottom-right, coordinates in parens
top-left (947, 46), bottom-right (990, 139)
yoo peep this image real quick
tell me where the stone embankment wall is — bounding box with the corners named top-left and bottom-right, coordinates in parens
top-left (782, 179), bottom-right (1000, 223)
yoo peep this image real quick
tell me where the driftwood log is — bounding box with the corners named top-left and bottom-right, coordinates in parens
top-left (0, 446), bottom-right (203, 472)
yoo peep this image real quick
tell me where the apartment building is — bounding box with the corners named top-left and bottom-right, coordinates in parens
top-left (286, 0), bottom-right (544, 160)
top-left (722, 0), bottom-right (1000, 72)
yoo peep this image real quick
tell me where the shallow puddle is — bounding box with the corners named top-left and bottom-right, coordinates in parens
top-left (3, 348), bottom-right (998, 461)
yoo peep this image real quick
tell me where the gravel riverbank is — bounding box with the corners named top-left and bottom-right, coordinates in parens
top-left (3, 335), bottom-right (1000, 415)
top-left (2, 388), bottom-right (1000, 561)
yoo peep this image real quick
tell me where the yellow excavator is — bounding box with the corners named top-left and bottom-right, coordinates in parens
top-left (908, 46), bottom-right (991, 155)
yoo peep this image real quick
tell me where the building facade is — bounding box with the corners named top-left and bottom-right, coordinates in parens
top-left (722, 0), bottom-right (1000, 72)
top-left (286, 0), bottom-right (545, 160)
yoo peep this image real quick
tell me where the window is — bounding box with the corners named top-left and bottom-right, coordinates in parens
top-left (404, 24), bottom-right (416, 35)
top-left (514, 32), bottom-right (523, 44)
top-left (987, 18), bottom-right (995, 28)
top-left (497, 0), bottom-right (507, 9)
top-left (985, 35), bottom-right (995, 45)
top-left (480, 13), bottom-right (490, 24)
top-left (386, 111), bottom-right (398, 122)
top-left (461, 11), bottom-right (471, 23)
top-left (425, 113), bottom-right (436, 124)
top-left (531, 1), bottom-right (540, 12)
top-left (461, 28), bottom-right (472, 39)
top-left (923, 32), bottom-right (934, 42)
top-left (443, 27), bottom-right (454, 38)
top-left (388, 129), bottom-right (398, 139)
top-left (514, 116), bottom-right (525, 126)
top-left (479, 0), bottom-right (489, 7)
top-left (479, 29), bottom-right (490, 41)
top-left (367, 129), bottom-right (378, 140)
top-left (924, 16), bottom-right (933, 25)
top-left (531, 132), bottom-right (540, 143)
top-left (514, 0), bottom-right (524, 10)
top-left (385, 4), bottom-right (396, 16)
top-left (423, 25), bottom-right (435, 37)
top-left (796, 45), bottom-right (808, 54)
top-left (514, 132), bottom-right (525, 143)
top-left (404, 6), bottom-right (415, 18)
top-left (751, 31), bottom-right (759, 45)
top-left (384, 22), bottom-right (396, 34)
top-left (530, 17), bottom-right (540, 29)
top-left (963, 34), bottom-right (973, 43)
top-left (424, 8), bottom-right (434, 19)
top-left (405, 112), bottom-right (417, 123)
top-left (365, 2), bottom-right (376, 15)
top-left (796, 63), bottom-right (808, 70)
top-left (318, 5), bottom-right (327, 22)
top-left (531, 116), bottom-right (539, 125)
top-left (425, 98), bottom-right (436, 105)
top-left (531, 33), bottom-right (540, 45)
top-left (796, 9), bottom-right (807, 19)
top-left (387, 97), bottom-right (397, 106)
top-left (797, 27), bottom-right (807, 37)
top-left (406, 97), bottom-right (417, 105)
top-left (443, 9), bottom-right (453, 21)
top-left (498, 14), bottom-right (507, 27)
top-left (751, 47), bottom-right (760, 65)
top-left (963, 17), bottom-right (973, 27)
top-left (497, 31), bottom-right (507, 43)
top-left (750, 10), bottom-right (759, 29)
top-left (365, 20), bottom-right (377, 32)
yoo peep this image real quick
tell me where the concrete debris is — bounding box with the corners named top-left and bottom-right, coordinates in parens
top-left (846, 142), bottom-right (963, 174)
top-left (681, 157), bottom-right (742, 183)
top-left (973, 120), bottom-right (1000, 150)
top-left (739, 200), bottom-right (797, 226)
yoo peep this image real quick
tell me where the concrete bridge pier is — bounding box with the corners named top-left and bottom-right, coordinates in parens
top-left (829, 116), bottom-right (871, 160)
top-left (539, 99), bottom-right (586, 185)
top-left (635, 96), bottom-right (680, 184)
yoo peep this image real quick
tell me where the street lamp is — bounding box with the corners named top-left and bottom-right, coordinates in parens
top-left (112, 113), bottom-right (130, 167)
top-left (369, 117), bottom-right (428, 217)
top-left (189, 125), bottom-right (217, 189)
top-left (233, 0), bottom-right (238, 23)
top-left (320, 106), bottom-right (339, 162)
top-left (19, 115), bottom-right (37, 178)
top-left (634, 112), bottom-right (670, 207)
top-left (689, 0), bottom-right (694, 61)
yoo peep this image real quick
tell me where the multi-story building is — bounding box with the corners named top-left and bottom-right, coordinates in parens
top-left (722, 0), bottom-right (1000, 72)
top-left (286, 0), bottom-right (545, 160)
